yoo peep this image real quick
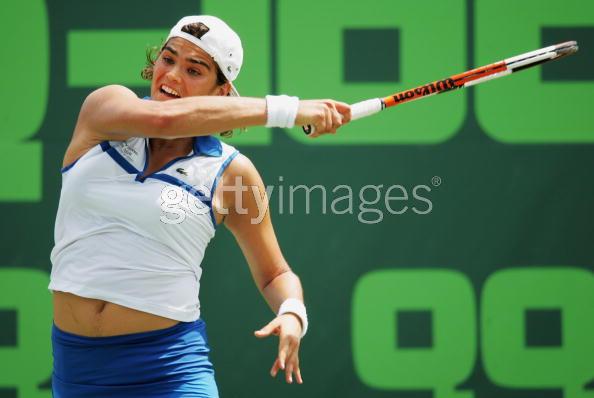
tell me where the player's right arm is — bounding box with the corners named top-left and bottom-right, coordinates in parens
top-left (78, 85), bottom-right (352, 141)
top-left (75, 84), bottom-right (269, 142)
top-left (64, 84), bottom-right (351, 166)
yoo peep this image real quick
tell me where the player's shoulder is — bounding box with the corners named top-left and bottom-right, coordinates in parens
top-left (219, 139), bottom-right (238, 157)
top-left (87, 84), bottom-right (137, 100)
top-left (225, 151), bottom-right (256, 175)
top-left (78, 84), bottom-right (139, 125)
top-left (220, 146), bottom-right (262, 184)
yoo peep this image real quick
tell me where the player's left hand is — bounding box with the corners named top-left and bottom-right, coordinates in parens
top-left (254, 313), bottom-right (303, 384)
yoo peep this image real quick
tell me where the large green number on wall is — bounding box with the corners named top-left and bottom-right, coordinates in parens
top-left (68, 30), bottom-right (167, 87)
top-left (353, 270), bottom-right (476, 398)
top-left (0, 0), bottom-right (47, 201)
top-left (0, 269), bottom-right (52, 397)
top-left (278, 0), bottom-right (466, 145)
top-left (482, 268), bottom-right (594, 397)
top-left (475, 0), bottom-right (594, 143)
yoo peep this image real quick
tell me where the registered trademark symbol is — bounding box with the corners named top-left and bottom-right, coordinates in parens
top-left (431, 176), bottom-right (442, 187)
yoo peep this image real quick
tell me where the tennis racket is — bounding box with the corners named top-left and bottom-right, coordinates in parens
top-left (303, 41), bottom-right (578, 135)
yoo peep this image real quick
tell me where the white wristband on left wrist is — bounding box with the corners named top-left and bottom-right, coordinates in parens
top-left (277, 298), bottom-right (308, 338)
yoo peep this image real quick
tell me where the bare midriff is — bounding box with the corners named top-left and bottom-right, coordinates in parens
top-left (52, 291), bottom-right (180, 337)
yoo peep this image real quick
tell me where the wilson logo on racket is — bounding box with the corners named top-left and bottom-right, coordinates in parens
top-left (392, 78), bottom-right (458, 104)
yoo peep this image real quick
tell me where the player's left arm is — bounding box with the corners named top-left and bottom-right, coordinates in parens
top-left (218, 153), bottom-right (305, 384)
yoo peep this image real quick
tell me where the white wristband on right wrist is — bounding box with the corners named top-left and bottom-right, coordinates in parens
top-left (277, 298), bottom-right (308, 338)
top-left (265, 95), bottom-right (299, 128)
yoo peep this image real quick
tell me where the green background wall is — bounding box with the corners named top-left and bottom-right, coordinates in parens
top-left (0, 1), bottom-right (593, 397)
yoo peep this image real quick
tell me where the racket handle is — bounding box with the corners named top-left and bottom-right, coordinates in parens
top-left (303, 98), bottom-right (384, 135)
top-left (351, 98), bottom-right (384, 120)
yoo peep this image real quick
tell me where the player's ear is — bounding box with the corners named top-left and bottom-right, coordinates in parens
top-left (218, 82), bottom-right (232, 97)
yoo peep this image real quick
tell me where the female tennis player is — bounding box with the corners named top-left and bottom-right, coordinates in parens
top-left (48, 15), bottom-right (350, 397)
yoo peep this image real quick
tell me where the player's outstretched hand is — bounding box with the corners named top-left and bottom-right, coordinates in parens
top-left (296, 99), bottom-right (351, 137)
top-left (254, 313), bottom-right (304, 384)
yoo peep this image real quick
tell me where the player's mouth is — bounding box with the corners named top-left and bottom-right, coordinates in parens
top-left (160, 84), bottom-right (181, 98)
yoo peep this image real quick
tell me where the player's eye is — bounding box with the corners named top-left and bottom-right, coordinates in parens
top-left (162, 56), bottom-right (174, 64)
top-left (188, 68), bottom-right (200, 76)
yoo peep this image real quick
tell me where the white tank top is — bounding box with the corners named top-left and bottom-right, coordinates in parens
top-left (49, 135), bottom-right (239, 321)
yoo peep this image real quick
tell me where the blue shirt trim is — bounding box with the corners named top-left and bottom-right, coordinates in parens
top-left (136, 137), bottom-right (222, 182)
top-left (209, 150), bottom-right (240, 228)
top-left (100, 141), bottom-right (140, 174)
top-left (194, 135), bottom-right (223, 157)
top-left (135, 139), bottom-right (197, 182)
top-left (98, 135), bottom-right (222, 182)
top-left (99, 140), bottom-right (212, 210)
top-left (61, 158), bottom-right (79, 173)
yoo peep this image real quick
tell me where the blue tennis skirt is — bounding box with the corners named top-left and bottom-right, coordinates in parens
top-left (51, 319), bottom-right (219, 397)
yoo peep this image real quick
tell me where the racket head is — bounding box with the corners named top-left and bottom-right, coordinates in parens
top-left (553, 41), bottom-right (579, 58)
top-left (505, 41), bottom-right (578, 73)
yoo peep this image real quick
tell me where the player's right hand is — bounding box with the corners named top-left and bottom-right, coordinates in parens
top-left (295, 99), bottom-right (351, 137)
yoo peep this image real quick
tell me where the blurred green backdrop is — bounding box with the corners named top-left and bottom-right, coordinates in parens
top-left (0, 0), bottom-right (593, 397)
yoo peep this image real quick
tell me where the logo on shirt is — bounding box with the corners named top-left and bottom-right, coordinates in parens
top-left (176, 168), bottom-right (188, 176)
top-left (120, 142), bottom-right (138, 158)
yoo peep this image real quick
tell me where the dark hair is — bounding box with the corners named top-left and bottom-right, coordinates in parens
top-left (140, 39), bottom-right (235, 137)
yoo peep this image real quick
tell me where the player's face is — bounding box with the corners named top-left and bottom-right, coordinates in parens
top-left (151, 37), bottom-right (230, 101)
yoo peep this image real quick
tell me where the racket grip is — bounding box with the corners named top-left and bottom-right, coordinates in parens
top-left (351, 98), bottom-right (383, 120)
top-left (303, 98), bottom-right (384, 135)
